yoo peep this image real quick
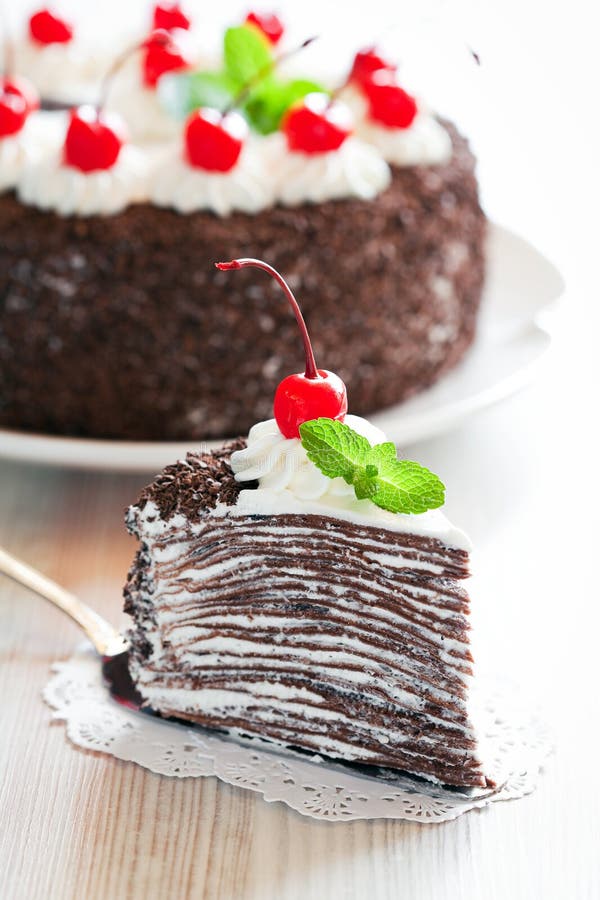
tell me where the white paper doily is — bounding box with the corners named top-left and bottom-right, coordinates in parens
top-left (43, 645), bottom-right (553, 823)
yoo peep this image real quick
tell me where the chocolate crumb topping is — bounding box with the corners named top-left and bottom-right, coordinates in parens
top-left (134, 439), bottom-right (255, 521)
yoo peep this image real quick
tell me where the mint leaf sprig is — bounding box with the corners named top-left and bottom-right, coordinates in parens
top-left (158, 24), bottom-right (324, 134)
top-left (299, 418), bottom-right (445, 515)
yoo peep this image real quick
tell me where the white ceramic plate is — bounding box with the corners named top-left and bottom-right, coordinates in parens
top-left (0, 224), bottom-right (564, 473)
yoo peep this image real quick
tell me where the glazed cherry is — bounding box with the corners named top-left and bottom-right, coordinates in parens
top-left (349, 47), bottom-right (396, 87)
top-left (142, 29), bottom-right (190, 88)
top-left (0, 88), bottom-right (28, 138)
top-left (245, 11), bottom-right (284, 45)
top-left (152, 2), bottom-right (191, 32)
top-left (216, 258), bottom-right (347, 438)
top-left (282, 92), bottom-right (352, 154)
top-left (363, 71), bottom-right (418, 129)
top-left (64, 105), bottom-right (125, 172)
top-left (0, 76), bottom-right (40, 137)
top-left (29, 8), bottom-right (73, 45)
top-left (185, 108), bottom-right (248, 172)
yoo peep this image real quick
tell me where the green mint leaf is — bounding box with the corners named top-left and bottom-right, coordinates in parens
top-left (158, 71), bottom-right (238, 118)
top-left (224, 25), bottom-right (273, 87)
top-left (370, 457), bottom-right (446, 514)
top-left (366, 442), bottom-right (397, 466)
top-left (354, 469), bottom-right (379, 501)
top-left (299, 418), bottom-right (446, 515)
top-left (299, 418), bottom-right (371, 481)
top-left (243, 78), bottom-right (325, 134)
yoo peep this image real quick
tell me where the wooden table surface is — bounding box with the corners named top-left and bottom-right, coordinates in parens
top-left (1, 348), bottom-right (599, 899)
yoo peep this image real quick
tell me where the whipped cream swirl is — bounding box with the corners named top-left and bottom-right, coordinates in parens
top-left (232, 415), bottom-right (386, 500)
top-left (339, 86), bottom-right (452, 167)
top-left (18, 145), bottom-right (149, 216)
top-left (107, 58), bottom-right (181, 142)
top-left (150, 142), bottom-right (275, 216)
top-left (0, 137), bottom-right (28, 193)
top-left (11, 38), bottom-right (110, 103)
top-left (229, 417), bottom-right (470, 549)
top-left (358, 113), bottom-right (452, 167)
top-left (1, 112), bottom-right (65, 193)
top-left (266, 134), bottom-right (391, 206)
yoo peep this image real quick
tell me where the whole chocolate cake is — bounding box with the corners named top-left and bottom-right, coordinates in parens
top-left (0, 12), bottom-right (486, 441)
top-left (123, 259), bottom-right (494, 789)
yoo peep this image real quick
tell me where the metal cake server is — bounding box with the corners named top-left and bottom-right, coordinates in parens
top-left (0, 545), bottom-right (503, 800)
top-left (0, 545), bottom-right (141, 707)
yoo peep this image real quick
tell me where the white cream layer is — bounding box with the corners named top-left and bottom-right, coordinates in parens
top-left (227, 417), bottom-right (470, 550)
top-left (266, 133), bottom-right (391, 205)
top-left (17, 145), bottom-right (149, 216)
top-left (150, 141), bottom-right (275, 215)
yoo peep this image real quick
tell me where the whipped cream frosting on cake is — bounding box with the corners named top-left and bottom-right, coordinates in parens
top-left (124, 420), bottom-right (493, 789)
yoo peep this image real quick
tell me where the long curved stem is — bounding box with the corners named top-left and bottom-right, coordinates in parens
top-left (216, 258), bottom-right (319, 379)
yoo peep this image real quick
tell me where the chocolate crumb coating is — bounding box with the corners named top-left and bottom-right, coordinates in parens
top-left (0, 122), bottom-right (485, 440)
top-left (124, 444), bottom-right (494, 789)
top-left (134, 438), bottom-right (253, 520)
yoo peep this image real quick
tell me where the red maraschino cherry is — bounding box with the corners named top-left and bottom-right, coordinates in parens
top-left (216, 258), bottom-right (347, 438)
top-left (29, 8), bottom-right (73, 45)
top-left (60, 32), bottom-right (176, 172)
top-left (0, 74), bottom-right (40, 138)
top-left (0, 86), bottom-right (27, 138)
top-left (152, 2), bottom-right (191, 32)
top-left (142, 27), bottom-right (190, 88)
top-left (63, 105), bottom-right (125, 172)
top-left (245, 11), bottom-right (284, 45)
top-left (185, 108), bottom-right (248, 172)
top-left (349, 47), bottom-right (396, 88)
top-left (363, 70), bottom-right (418, 129)
top-left (282, 92), bottom-right (352, 154)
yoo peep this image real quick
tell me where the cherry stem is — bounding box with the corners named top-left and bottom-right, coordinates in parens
top-left (224, 35), bottom-right (318, 114)
top-left (96, 29), bottom-right (174, 117)
top-left (216, 258), bottom-right (319, 380)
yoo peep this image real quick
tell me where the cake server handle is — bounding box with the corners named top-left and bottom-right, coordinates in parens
top-left (0, 545), bottom-right (128, 657)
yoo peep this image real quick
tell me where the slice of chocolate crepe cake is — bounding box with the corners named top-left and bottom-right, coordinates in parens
top-left (123, 258), bottom-right (495, 790)
top-left (124, 419), bottom-right (494, 790)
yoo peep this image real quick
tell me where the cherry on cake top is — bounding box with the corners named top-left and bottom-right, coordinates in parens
top-left (349, 47), bottom-right (396, 87)
top-left (349, 45), bottom-right (418, 130)
top-left (363, 70), bottom-right (418, 129)
top-left (216, 258), bottom-right (347, 438)
top-left (152, 2), bottom-right (191, 32)
top-left (282, 93), bottom-right (353, 154)
top-left (0, 77), bottom-right (39, 138)
top-left (185, 108), bottom-right (248, 172)
top-left (63, 105), bottom-right (126, 173)
top-left (29, 8), bottom-right (73, 45)
top-left (58, 32), bottom-right (178, 173)
top-left (244, 11), bottom-right (285, 46)
top-left (142, 27), bottom-right (191, 88)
